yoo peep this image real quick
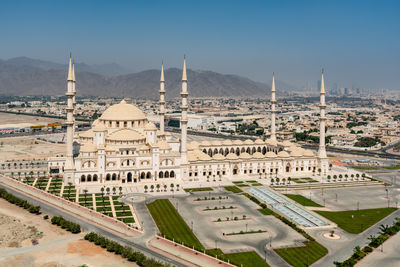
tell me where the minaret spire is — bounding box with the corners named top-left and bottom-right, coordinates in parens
top-left (159, 62), bottom-right (166, 132)
top-left (270, 73), bottom-right (277, 141)
top-left (180, 56), bottom-right (188, 164)
top-left (65, 54), bottom-right (76, 183)
top-left (72, 62), bottom-right (76, 137)
top-left (318, 69), bottom-right (327, 159)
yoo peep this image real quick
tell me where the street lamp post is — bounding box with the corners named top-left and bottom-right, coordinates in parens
top-left (335, 193), bottom-right (338, 202)
top-left (191, 221), bottom-right (193, 231)
top-left (245, 223), bottom-right (248, 233)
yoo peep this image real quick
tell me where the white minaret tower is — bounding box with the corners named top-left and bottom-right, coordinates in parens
top-left (159, 63), bottom-right (166, 132)
top-left (180, 57), bottom-right (188, 164)
top-left (270, 73), bottom-right (277, 141)
top-left (72, 63), bottom-right (76, 138)
top-left (318, 69), bottom-right (327, 159)
top-left (64, 55), bottom-right (75, 183)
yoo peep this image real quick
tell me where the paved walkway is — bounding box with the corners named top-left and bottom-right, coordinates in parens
top-left (358, 231), bottom-right (400, 267)
top-left (148, 236), bottom-right (234, 267)
top-left (45, 177), bottom-right (52, 192)
top-left (312, 209), bottom-right (400, 266)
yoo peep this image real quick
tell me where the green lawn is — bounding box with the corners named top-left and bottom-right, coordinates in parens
top-left (284, 194), bottom-right (323, 207)
top-left (224, 186), bottom-right (243, 193)
top-left (275, 241), bottom-right (328, 267)
top-left (383, 164), bottom-right (400, 170)
top-left (147, 199), bottom-right (204, 250)
top-left (351, 166), bottom-right (378, 170)
top-left (258, 208), bottom-right (275, 215)
top-left (316, 208), bottom-right (397, 234)
top-left (206, 249), bottom-right (269, 267)
top-left (184, 187), bottom-right (213, 192)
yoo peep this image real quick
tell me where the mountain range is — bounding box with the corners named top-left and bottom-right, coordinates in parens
top-left (0, 57), bottom-right (295, 98)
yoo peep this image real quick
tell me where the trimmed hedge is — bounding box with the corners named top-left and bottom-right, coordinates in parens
top-left (0, 188), bottom-right (41, 214)
top-left (84, 232), bottom-right (168, 266)
top-left (51, 216), bottom-right (81, 233)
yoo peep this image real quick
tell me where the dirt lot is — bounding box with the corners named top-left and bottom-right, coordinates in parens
top-left (0, 113), bottom-right (62, 125)
top-left (0, 198), bottom-right (135, 267)
top-left (0, 136), bottom-right (65, 161)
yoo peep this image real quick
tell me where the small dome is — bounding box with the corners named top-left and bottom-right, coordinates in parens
top-left (303, 149), bottom-right (315, 157)
top-left (233, 139), bottom-right (243, 145)
top-left (244, 139), bottom-right (253, 145)
top-left (226, 153), bottom-right (239, 160)
top-left (282, 140), bottom-right (292, 147)
top-left (200, 140), bottom-right (211, 146)
top-left (254, 139), bottom-right (264, 145)
top-left (253, 152), bottom-right (264, 158)
top-left (80, 143), bottom-right (97, 153)
top-left (266, 151), bottom-right (277, 158)
top-left (239, 152), bottom-right (252, 159)
top-left (93, 124), bottom-right (107, 132)
top-left (80, 129), bottom-right (94, 138)
top-left (100, 100), bottom-right (146, 121)
top-left (212, 154), bottom-right (225, 160)
top-left (106, 129), bottom-right (144, 141)
top-left (290, 149), bottom-right (303, 157)
top-left (211, 140), bottom-right (222, 146)
top-left (156, 140), bottom-right (171, 150)
top-left (139, 144), bottom-right (150, 151)
top-left (222, 140), bottom-right (233, 146)
top-left (144, 122), bottom-right (157, 131)
top-left (198, 152), bottom-right (211, 161)
top-left (278, 151), bottom-right (290, 157)
top-left (266, 139), bottom-right (278, 146)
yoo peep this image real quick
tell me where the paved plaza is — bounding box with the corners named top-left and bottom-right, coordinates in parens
top-left (171, 189), bottom-right (306, 254)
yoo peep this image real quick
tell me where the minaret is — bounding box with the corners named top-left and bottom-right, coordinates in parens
top-left (270, 73), bottom-right (277, 141)
top-left (72, 63), bottom-right (76, 138)
top-left (318, 69), bottom-right (327, 159)
top-left (159, 63), bottom-right (166, 132)
top-left (180, 57), bottom-right (188, 164)
top-left (64, 55), bottom-right (75, 182)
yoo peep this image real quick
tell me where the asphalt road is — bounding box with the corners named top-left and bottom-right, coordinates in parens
top-left (0, 183), bottom-right (185, 267)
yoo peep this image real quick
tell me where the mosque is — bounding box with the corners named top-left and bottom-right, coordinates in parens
top-left (48, 57), bottom-right (329, 186)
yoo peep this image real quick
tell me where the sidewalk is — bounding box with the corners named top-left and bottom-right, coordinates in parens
top-left (148, 236), bottom-right (234, 267)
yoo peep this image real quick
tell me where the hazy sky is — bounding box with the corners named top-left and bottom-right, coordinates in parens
top-left (1, 0), bottom-right (399, 89)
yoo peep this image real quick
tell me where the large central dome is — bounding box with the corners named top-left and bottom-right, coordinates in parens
top-left (100, 100), bottom-right (146, 121)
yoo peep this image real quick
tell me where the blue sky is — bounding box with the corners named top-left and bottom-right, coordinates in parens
top-left (1, 0), bottom-right (399, 89)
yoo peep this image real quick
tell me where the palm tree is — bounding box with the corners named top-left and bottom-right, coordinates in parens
top-left (318, 168), bottom-right (321, 176)
top-left (106, 187), bottom-right (110, 195)
top-left (170, 183), bottom-right (174, 192)
top-left (327, 175), bottom-right (331, 182)
top-left (329, 164), bottom-right (332, 171)
top-left (10, 171), bottom-right (14, 178)
top-left (176, 184), bottom-right (180, 191)
top-left (275, 177), bottom-right (280, 185)
top-left (156, 184), bottom-right (160, 192)
top-left (213, 174), bottom-right (216, 181)
top-left (344, 174), bottom-right (348, 180)
top-left (101, 187), bottom-right (105, 198)
top-left (282, 178), bottom-right (286, 185)
top-left (351, 174), bottom-right (354, 180)
top-left (112, 187), bottom-right (116, 195)
top-left (207, 175), bottom-right (210, 182)
top-left (119, 186), bottom-right (123, 196)
top-left (144, 185), bottom-right (148, 193)
top-left (362, 173), bottom-right (366, 180)
top-left (164, 184), bottom-right (167, 192)
top-left (270, 178), bottom-right (274, 185)
top-left (288, 177), bottom-right (291, 184)
top-left (150, 185), bottom-right (154, 192)
top-left (339, 174), bottom-right (343, 180)
top-left (378, 224), bottom-right (390, 235)
top-left (356, 173), bottom-right (360, 179)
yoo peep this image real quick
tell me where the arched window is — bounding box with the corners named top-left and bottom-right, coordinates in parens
top-left (112, 174), bottom-right (117, 180)
top-left (165, 171), bottom-right (169, 178)
top-left (170, 171), bottom-right (175, 178)
top-left (159, 171), bottom-right (164, 178)
top-left (106, 174), bottom-right (111, 181)
top-left (81, 175), bottom-right (85, 182)
top-left (236, 148), bottom-right (240, 156)
top-left (146, 172), bottom-right (151, 179)
top-left (127, 172), bottom-right (132, 182)
top-left (87, 174), bottom-right (92, 182)
top-left (208, 149), bottom-right (213, 157)
top-left (262, 147), bottom-right (267, 154)
top-left (214, 148), bottom-right (218, 155)
top-left (93, 174), bottom-right (98, 182)
top-left (140, 172), bottom-right (145, 179)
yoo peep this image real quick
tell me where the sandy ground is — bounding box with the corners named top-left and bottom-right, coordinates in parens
top-left (0, 199), bottom-right (136, 267)
top-left (0, 136), bottom-right (65, 161)
top-left (0, 113), bottom-right (62, 125)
